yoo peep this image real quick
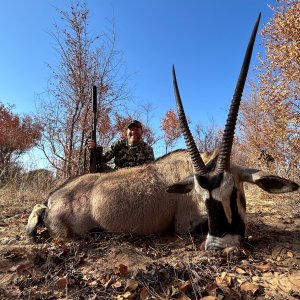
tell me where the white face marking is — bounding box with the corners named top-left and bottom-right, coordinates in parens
top-left (212, 172), bottom-right (235, 224)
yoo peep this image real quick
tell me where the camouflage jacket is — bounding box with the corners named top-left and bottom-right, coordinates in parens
top-left (102, 139), bottom-right (154, 169)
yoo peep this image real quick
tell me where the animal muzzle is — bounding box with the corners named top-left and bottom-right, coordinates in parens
top-left (205, 233), bottom-right (241, 250)
top-left (26, 204), bottom-right (47, 236)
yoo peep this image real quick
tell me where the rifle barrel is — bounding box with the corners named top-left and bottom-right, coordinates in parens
top-left (92, 85), bottom-right (97, 113)
top-left (90, 85), bottom-right (99, 173)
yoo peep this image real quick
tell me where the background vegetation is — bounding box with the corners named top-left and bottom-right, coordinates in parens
top-left (1, 0), bottom-right (299, 182)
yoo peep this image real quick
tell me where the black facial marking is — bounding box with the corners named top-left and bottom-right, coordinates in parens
top-left (195, 173), bottom-right (224, 190)
top-left (205, 187), bottom-right (245, 238)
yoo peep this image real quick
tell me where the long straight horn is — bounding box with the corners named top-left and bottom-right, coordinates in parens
top-left (216, 13), bottom-right (261, 173)
top-left (172, 65), bottom-right (207, 175)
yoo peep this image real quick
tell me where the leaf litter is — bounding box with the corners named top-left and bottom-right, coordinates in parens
top-left (0, 186), bottom-right (299, 299)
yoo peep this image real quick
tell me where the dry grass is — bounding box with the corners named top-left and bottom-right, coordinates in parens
top-left (0, 175), bottom-right (299, 299)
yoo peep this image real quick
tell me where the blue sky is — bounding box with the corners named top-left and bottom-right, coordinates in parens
top-left (0, 0), bottom-right (276, 166)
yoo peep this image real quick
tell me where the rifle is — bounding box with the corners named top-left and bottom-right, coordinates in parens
top-left (84, 85), bottom-right (103, 173)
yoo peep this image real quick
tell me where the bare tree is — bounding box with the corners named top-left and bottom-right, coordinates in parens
top-left (193, 120), bottom-right (222, 153)
top-left (36, 1), bottom-right (130, 178)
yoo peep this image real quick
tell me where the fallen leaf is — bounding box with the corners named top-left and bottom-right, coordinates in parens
top-left (82, 274), bottom-right (90, 281)
top-left (140, 287), bottom-right (149, 300)
top-left (251, 275), bottom-right (261, 282)
top-left (254, 263), bottom-right (273, 273)
top-left (216, 272), bottom-right (232, 288)
top-left (287, 251), bottom-right (294, 258)
top-left (125, 278), bottom-right (138, 292)
top-left (235, 267), bottom-right (247, 275)
top-left (179, 280), bottom-right (192, 293)
top-left (202, 296), bottom-right (218, 300)
top-left (204, 283), bottom-right (217, 296)
top-left (240, 259), bottom-right (250, 267)
top-left (114, 291), bottom-right (131, 299)
top-left (99, 273), bottom-right (110, 284)
top-left (112, 279), bottom-right (122, 289)
top-left (56, 276), bottom-right (75, 289)
top-left (240, 282), bottom-right (260, 295)
top-left (54, 239), bottom-right (69, 252)
top-left (88, 280), bottom-right (99, 286)
top-left (114, 264), bottom-right (128, 276)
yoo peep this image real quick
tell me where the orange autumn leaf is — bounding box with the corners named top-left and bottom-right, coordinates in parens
top-left (253, 263), bottom-right (273, 273)
top-left (114, 263), bottom-right (128, 276)
top-left (160, 108), bottom-right (182, 152)
top-left (0, 103), bottom-right (41, 155)
top-left (240, 282), bottom-right (260, 295)
top-left (236, 0), bottom-right (300, 178)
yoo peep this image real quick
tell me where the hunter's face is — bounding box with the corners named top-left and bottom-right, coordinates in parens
top-left (127, 125), bottom-right (142, 145)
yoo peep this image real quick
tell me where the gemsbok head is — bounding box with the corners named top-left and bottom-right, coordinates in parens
top-left (167, 13), bottom-right (299, 251)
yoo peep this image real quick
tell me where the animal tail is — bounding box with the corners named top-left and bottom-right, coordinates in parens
top-left (26, 203), bottom-right (47, 236)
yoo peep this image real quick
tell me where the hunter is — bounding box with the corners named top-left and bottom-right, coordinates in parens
top-left (87, 120), bottom-right (155, 170)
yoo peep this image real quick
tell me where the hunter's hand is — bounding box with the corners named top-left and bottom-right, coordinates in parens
top-left (87, 139), bottom-right (96, 150)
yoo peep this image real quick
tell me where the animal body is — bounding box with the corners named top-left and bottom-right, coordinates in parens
top-left (167, 13), bottom-right (299, 250)
top-left (26, 149), bottom-right (215, 238)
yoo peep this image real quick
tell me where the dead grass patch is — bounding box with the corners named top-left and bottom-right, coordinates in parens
top-left (0, 178), bottom-right (299, 299)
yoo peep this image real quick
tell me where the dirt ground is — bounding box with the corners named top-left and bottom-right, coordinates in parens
top-left (0, 184), bottom-right (299, 299)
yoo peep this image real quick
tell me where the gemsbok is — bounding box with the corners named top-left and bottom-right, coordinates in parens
top-left (26, 13), bottom-right (298, 251)
top-left (167, 13), bottom-right (299, 250)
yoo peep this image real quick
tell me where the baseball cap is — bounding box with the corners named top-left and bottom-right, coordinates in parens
top-left (127, 120), bottom-right (142, 129)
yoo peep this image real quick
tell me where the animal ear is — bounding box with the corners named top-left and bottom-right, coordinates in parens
top-left (167, 175), bottom-right (195, 193)
top-left (240, 168), bottom-right (299, 194)
top-left (254, 175), bottom-right (299, 194)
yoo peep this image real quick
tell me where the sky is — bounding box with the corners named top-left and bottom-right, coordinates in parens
top-left (0, 0), bottom-right (277, 168)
